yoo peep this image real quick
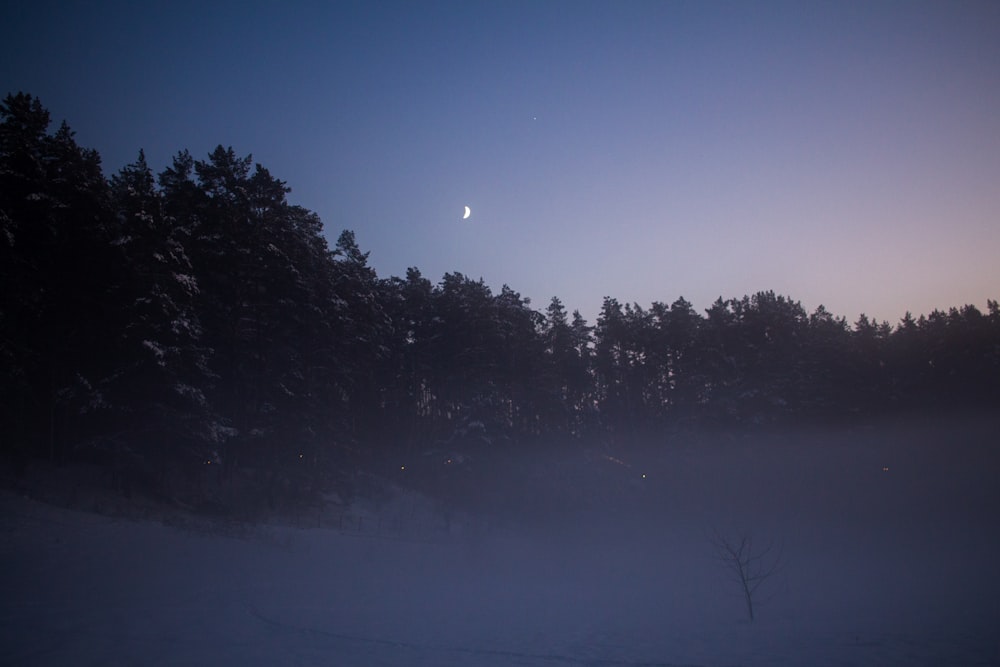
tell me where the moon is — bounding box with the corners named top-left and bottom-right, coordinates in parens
top-left (462, 205), bottom-right (471, 220)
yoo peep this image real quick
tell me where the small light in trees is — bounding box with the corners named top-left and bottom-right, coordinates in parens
top-left (882, 466), bottom-right (889, 472)
top-left (400, 465), bottom-right (406, 471)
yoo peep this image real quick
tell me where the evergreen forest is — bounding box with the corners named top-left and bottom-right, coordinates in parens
top-left (2, 93), bottom-right (998, 517)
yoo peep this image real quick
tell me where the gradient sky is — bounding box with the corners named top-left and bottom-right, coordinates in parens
top-left (2, 1), bottom-right (998, 325)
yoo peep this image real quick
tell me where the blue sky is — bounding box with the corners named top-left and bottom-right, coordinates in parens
top-left (3, 1), bottom-right (998, 325)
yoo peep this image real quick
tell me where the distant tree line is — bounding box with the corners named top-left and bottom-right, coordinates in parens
top-left (2, 93), bottom-right (998, 511)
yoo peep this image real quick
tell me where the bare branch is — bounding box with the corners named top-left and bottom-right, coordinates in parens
top-left (710, 528), bottom-right (784, 622)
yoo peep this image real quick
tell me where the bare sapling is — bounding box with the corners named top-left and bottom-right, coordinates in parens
top-left (710, 529), bottom-right (783, 622)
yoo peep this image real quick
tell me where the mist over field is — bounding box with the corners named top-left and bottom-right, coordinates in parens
top-left (4, 411), bottom-right (998, 666)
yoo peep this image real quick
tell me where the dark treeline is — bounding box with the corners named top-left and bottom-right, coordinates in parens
top-left (2, 93), bottom-right (998, 513)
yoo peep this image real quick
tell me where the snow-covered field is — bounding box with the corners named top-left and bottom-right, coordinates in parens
top-left (2, 419), bottom-right (999, 666)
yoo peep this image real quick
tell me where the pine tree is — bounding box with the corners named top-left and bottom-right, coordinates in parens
top-left (105, 150), bottom-right (216, 491)
top-left (0, 93), bottom-right (117, 462)
top-left (540, 297), bottom-right (593, 438)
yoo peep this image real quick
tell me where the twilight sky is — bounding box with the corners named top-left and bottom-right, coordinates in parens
top-left (2, 1), bottom-right (998, 325)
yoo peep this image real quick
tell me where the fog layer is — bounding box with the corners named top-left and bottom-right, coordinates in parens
top-left (3, 414), bottom-right (998, 666)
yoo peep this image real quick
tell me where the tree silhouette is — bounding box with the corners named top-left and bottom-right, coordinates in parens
top-left (711, 530), bottom-right (784, 622)
top-left (3, 92), bottom-right (999, 515)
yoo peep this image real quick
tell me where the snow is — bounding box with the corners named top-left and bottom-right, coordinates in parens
top-left (172, 273), bottom-right (198, 293)
top-left (2, 423), bottom-right (998, 666)
top-left (173, 382), bottom-right (207, 405)
top-left (142, 339), bottom-right (167, 365)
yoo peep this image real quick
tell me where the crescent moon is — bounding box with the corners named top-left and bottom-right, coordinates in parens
top-left (462, 206), bottom-right (471, 220)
